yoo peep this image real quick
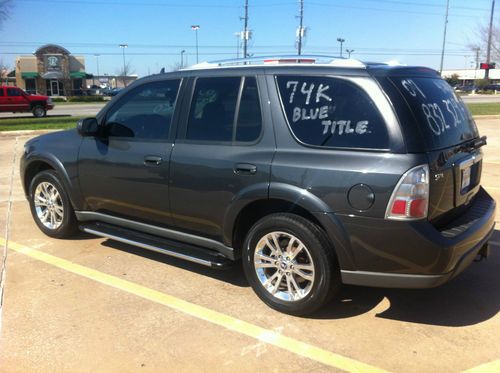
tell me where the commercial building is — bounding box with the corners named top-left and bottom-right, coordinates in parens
top-left (15, 44), bottom-right (88, 96)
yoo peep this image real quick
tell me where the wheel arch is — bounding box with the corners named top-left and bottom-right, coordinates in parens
top-left (23, 154), bottom-right (79, 209)
top-left (226, 183), bottom-right (356, 270)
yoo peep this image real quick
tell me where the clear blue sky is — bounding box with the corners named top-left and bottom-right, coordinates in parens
top-left (0, 0), bottom-right (497, 77)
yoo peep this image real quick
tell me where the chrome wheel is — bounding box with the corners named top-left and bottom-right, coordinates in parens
top-left (33, 107), bottom-right (45, 118)
top-left (34, 181), bottom-right (64, 230)
top-left (253, 231), bottom-right (315, 302)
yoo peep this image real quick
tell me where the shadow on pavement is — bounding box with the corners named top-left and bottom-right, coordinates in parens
top-left (101, 238), bottom-right (249, 288)
top-left (86, 227), bottom-right (500, 326)
top-left (313, 229), bottom-right (500, 327)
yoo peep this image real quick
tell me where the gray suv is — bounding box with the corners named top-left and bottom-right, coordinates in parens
top-left (21, 56), bottom-right (496, 315)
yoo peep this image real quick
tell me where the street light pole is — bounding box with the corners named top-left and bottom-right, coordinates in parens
top-left (94, 54), bottom-right (100, 82)
top-left (180, 50), bottom-right (186, 69)
top-left (119, 44), bottom-right (128, 86)
top-left (191, 25), bottom-right (200, 63)
top-left (346, 49), bottom-right (354, 58)
top-left (337, 38), bottom-right (345, 57)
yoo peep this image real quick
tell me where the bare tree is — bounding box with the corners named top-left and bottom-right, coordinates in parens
top-left (470, 22), bottom-right (500, 64)
top-left (0, 58), bottom-right (10, 84)
top-left (0, 0), bottom-right (12, 28)
top-left (116, 61), bottom-right (135, 87)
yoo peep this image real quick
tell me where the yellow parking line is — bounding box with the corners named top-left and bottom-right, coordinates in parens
top-left (463, 359), bottom-right (500, 373)
top-left (1, 238), bottom-right (387, 373)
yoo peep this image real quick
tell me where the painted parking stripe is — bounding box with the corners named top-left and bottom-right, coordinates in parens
top-left (463, 359), bottom-right (500, 373)
top-left (1, 238), bottom-right (387, 373)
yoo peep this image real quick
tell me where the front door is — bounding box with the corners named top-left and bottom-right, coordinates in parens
top-left (6, 87), bottom-right (29, 111)
top-left (50, 80), bottom-right (59, 96)
top-left (78, 78), bottom-right (182, 226)
top-left (169, 76), bottom-right (274, 242)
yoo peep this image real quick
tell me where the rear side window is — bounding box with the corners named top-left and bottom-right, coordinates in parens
top-left (186, 76), bottom-right (262, 143)
top-left (389, 77), bottom-right (478, 149)
top-left (7, 88), bottom-right (21, 96)
top-left (276, 75), bottom-right (389, 149)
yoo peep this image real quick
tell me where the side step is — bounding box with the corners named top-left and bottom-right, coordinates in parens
top-left (79, 222), bottom-right (233, 269)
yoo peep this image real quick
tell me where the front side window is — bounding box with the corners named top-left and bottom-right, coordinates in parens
top-left (105, 79), bottom-right (181, 139)
top-left (276, 75), bottom-right (389, 149)
top-left (7, 88), bottom-right (22, 97)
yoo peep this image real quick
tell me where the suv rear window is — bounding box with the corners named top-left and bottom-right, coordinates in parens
top-left (276, 75), bottom-right (389, 149)
top-left (389, 77), bottom-right (478, 149)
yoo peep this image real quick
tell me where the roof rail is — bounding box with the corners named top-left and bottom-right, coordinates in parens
top-left (185, 55), bottom-right (366, 70)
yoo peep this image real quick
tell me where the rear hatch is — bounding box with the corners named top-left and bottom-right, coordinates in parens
top-left (376, 70), bottom-right (483, 226)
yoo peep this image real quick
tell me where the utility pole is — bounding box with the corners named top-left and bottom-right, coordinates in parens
top-left (234, 32), bottom-right (241, 58)
top-left (297, 0), bottom-right (304, 55)
top-left (337, 38), bottom-right (345, 57)
top-left (191, 25), bottom-right (200, 63)
top-left (242, 0), bottom-right (249, 58)
top-left (486, 0), bottom-right (496, 79)
top-left (474, 47), bottom-right (481, 68)
top-left (439, 0), bottom-right (450, 75)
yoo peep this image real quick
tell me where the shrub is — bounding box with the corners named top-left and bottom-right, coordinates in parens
top-left (51, 97), bottom-right (67, 102)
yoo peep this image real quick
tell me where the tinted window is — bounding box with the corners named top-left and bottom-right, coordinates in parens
top-left (276, 76), bottom-right (389, 149)
top-left (105, 79), bottom-right (180, 139)
top-left (390, 77), bottom-right (478, 149)
top-left (0, 89), bottom-right (3, 96)
top-left (236, 77), bottom-right (262, 142)
top-left (7, 88), bottom-right (22, 96)
top-left (187, 77), bottom-right (240, 142)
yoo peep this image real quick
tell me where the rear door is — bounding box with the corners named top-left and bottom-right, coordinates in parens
top-left (6, 87), bottom-right (30, 112)
top-left (380, 75), bottom-right (482, 222)
top-left (169, 75), bottom-right (275, 243)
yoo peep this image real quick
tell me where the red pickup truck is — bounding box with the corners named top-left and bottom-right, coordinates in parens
top-left (0, 86), bottom-right (54, 117)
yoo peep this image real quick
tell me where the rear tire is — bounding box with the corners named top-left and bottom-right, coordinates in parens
top-left (28, 170), bottom-right (78, 238)
top-left (32, 106), bottom-right (46, 118)
top-left (242, 213), bottom-right (341, 316)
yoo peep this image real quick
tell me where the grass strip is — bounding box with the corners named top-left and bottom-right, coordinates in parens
top-left (0, 116), bottom-right (83, 132)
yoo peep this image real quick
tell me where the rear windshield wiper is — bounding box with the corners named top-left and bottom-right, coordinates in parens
top-left (458, 135), bottom-right (487, 153)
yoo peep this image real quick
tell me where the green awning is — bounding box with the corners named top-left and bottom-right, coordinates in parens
top-left (70, 71), bottom-right (87, 78)
top-left (21, 72), bottom-right (38, 79)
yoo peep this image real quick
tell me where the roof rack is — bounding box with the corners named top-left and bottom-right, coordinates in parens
top-left (185, 55), bottom-right (366, 70)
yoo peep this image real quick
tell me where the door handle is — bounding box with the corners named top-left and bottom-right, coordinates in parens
top-left (234, 163), bottom-right (257, 175)
top-left (144, 155), bottom-right (163, 166)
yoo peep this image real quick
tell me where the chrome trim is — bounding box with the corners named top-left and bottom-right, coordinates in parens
top-left (458, 151), bottom-right (483, 171)
top-left (82, 227), bottom-right (213, 267)
top-left (75, 211), bottom-right (235, 259)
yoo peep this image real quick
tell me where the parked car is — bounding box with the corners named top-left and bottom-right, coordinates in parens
top-left (20, 56), bottom-right (495, 315)
top-left (483, 84), bottom-right (500, 92)
top-left (107, 87), bottom-right (123, 96)
top-left (0, 85), bottom-right (53, 117)
top-left (456, 85), bottom-right (477, 93)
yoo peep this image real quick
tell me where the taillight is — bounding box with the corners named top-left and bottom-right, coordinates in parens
top-left (385, 164), bottom-right (429, 220)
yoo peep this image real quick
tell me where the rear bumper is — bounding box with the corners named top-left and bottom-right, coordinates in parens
top-left (338, 187), bottom-right (496, 288)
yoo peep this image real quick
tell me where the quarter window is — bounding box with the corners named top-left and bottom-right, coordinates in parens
top-left (186, 76), bottom-right (262, 143)
top-left (276, 75), bottom-right (389, 149)
top-left (105, 79), bottom-right (181, 139)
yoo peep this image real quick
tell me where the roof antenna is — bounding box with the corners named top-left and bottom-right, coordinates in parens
top-left (160, 67), bottom-right (165, 74)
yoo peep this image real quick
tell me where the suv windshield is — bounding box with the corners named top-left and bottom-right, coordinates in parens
top-left (389, 77), bottom-right (478, 150)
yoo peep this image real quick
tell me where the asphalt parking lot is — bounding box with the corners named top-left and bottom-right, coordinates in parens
top-left (0, 119), bottom-right (499, 372)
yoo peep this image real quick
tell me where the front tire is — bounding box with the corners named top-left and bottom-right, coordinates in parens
top-left (242, 213), bottom-right (340, 316)
top-left (32, 106), bottom-right (46, 118)
top-left (28, 170), bottom-right (77, 238)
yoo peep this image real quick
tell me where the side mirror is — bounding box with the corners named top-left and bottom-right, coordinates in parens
top-left (77, 117), bottom-right (100, 137)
